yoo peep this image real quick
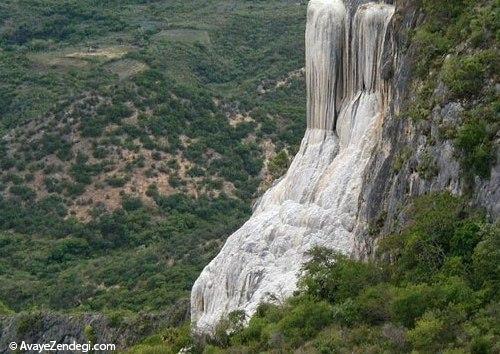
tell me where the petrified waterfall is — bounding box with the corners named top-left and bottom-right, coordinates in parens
top-left (191, 0), bottom-right (395, 332)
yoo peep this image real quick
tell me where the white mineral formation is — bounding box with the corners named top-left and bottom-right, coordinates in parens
top-left (191, 0), bottom-right (395, 332)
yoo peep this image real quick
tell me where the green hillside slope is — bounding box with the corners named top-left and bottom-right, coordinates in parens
top-left (0, 0), bottom-right (307, 313)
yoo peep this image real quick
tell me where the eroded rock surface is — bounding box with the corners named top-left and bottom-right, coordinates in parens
top-left (191, 0), bottom-right (396, 332)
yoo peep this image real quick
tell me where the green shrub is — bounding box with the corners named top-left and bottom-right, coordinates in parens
top-left (97, 103), bottom-right (133, 124)
top-left (357, 284), bottom-right (396, 324)
top-left (312, 326), bottom-right (344, 354)
top-left (422, 0), bottom-right (471, 27)
top-left (392, 147), bottom-right (413, 172)
top-left (9, 185), bottom-right (36, 201)
top-left (106, 175), bottom-right (129, 187)
top-left (408, 311), bottom-right (445, 352)
top-left (231, 316), bottom-right (267, 347)
top-left (417, 151), bottom-right (438, 180)
top-left (455, 118), bottom-right (493, 178)
top-left (0, 300), bottom-right (14, 315)
top-left (268, 150), bottom-right (290, 179)
top-left (277, 298), bottom-right (333, 347)
top-left (84, 325), bottom-right (97, 344)
top-left (331, 298), bottom-right (361, 326)
top-left (391, 284), bottom-right (436, 327)
top-left (49, 237), bottom-right (90, 262)
top-left (2, 173), bottom-right (23, 185)
top-left (378, 193), bottom-right (474, 282)
top-left (45, 177), bottom-right (64, 193)
top-left (92, 146), bottom-right (109, 159)
top-left (106, 310), bottom-right (131, 328)
top-left (442, 51), bottom-right (495, 98)
top-left (17, 312), bottom-right (44, 336)
top-left (151, 325), bottom-right (193, 353)
top-left (413, 27), bottom-right (451, 77)
top-left (125, 344), bottom-right (174, 354)
top-left (299, 247), bottom-right (382, 303)
top-left (471, 225), bottom-right (500, 296)
top-left (64, 181), bottom-right (86, 196)
top-left (211, 310), bottom-right (247, 348)
top-left (122, 196), bottom-right (144, 211)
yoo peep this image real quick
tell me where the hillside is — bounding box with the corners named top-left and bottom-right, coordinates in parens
top-left (0, 0), bottom-right (307, 314)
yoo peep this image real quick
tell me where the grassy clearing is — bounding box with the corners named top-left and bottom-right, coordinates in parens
top-left (105, 59), bottom-right (148, 80)
top-left (153, 29), bottom-right (210, 45)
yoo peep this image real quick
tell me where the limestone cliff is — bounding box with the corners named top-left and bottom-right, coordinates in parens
top-left (191, 0), bottom-right (499, 333)
top-left (355, 0), bottom-right (499, 258)
top-left (191, 0), bottom-right (397, 332)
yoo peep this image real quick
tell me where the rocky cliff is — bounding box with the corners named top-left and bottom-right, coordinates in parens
top-left (191, 0), bottom-right (499, 333)
top-left (356, 0), bottom-right (499, 257)
top-left (0, 301), bottom-right (188, 353)
top-left (192, 0), bottom-right (398, 332)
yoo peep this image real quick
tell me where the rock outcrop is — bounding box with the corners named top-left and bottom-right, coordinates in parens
top-left (191, 0), bottom-right (396, 333)
top-left (0, 301), bottom-right (188, 353)
top-left (354, 0), bottom-right (499, 258)
top-left (191, 0), bottom-right (499, 333)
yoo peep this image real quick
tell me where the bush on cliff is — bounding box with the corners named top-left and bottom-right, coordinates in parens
top-left (0, 300), bottom-right (14, 315)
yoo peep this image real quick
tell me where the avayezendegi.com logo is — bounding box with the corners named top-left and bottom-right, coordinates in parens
top-left (8, 340), bottom-right (116, 352)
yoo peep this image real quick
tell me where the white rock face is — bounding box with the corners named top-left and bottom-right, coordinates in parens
top-left (191, 0), bottom-right (395, 333)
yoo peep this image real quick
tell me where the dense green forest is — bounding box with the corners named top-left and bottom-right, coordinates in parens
top-left (0, 0), bottom-right (306, 314)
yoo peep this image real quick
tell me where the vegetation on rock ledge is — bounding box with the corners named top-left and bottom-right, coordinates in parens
top-left (405, 0), bottom-right (498, 180)
top-left (127, 193), bottom-right (499, 353)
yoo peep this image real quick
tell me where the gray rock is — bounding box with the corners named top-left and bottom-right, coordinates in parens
top-left (0, 300), bottom-right (189, 353)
